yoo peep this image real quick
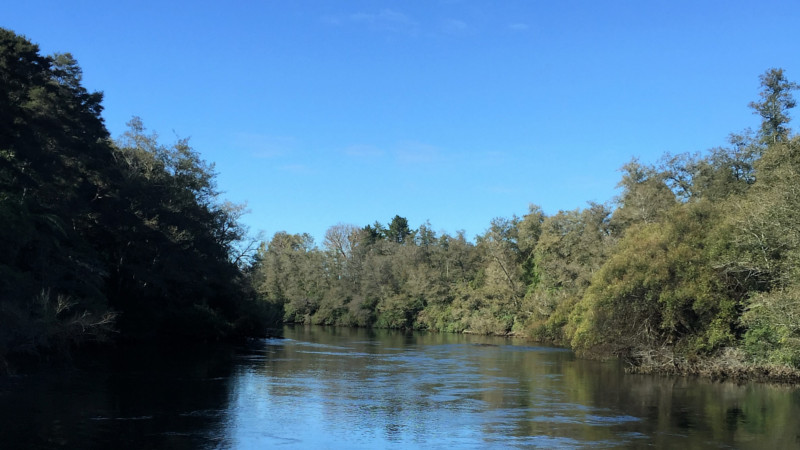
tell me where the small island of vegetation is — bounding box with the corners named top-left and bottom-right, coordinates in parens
top-left (3, 28), bottom-right (800, 383)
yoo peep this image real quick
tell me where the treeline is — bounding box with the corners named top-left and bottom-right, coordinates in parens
top-left (252, 68), bottom-right (800, 379)
top-left (4, 27), bottom-right (799, 380)
top-left (0, 29), bottom-right (273, 368)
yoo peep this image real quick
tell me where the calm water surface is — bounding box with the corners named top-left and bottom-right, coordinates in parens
top-left (2, 325), bottom-right (799, 449)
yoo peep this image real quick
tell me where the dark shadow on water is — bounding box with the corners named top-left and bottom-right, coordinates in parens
top-left (0, 342), bottom-right (240, 450)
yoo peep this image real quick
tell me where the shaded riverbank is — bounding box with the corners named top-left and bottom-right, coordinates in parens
top-left (623, 347), bottom-right (800, 384)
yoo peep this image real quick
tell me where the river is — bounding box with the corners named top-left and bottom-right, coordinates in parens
top-left (1, 325), bottom-right (799, 448)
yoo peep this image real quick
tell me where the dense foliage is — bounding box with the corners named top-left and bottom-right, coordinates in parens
top-left (251, 68), bottom-right (800, 378)
top-left (0, 29), bottom-right (272, 368)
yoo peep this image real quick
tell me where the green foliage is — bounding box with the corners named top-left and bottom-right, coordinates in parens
top-left (375, 294), bottom-right (424, 329)
top-left (659, 135), bottom-right (760, 202)
top-left (729, 136), bottom-right (800, 368)
top-left (515, 203), bottom-right (614, 343)
top-left (386, 215), bottom-right (415, 244)
top-left (717, 137), bottom-right (800, 291)
top-left (251, 233), bottom-right (325, 323)
top-left (749, 68), bottom-right (798, 145)
top-left (1, 29), bottom-right (117, 362)
top-left (611, 159), bottom-right (677, 231)
top-left (569, 202), bottom-right (740, 358)
top-left (0, 29), bottom-right (273, 367)
top-left (742, 286), bottom-right (800, 366)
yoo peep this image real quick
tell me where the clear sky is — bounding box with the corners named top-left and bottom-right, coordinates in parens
top-left (5, 1), bottom-right (800, 244)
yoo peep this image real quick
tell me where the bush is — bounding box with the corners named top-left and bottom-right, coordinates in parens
top-left (742, 287), bottom-right (800, 367)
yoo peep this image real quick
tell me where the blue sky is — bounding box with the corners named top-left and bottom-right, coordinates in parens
top-left (5, 1), bottom-right (800, 244)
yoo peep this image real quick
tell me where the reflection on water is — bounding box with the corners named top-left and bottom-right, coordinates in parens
top-left (2, 325), bottom-right (800, 448)
top-left (0, 344), bottom-right (236, 449)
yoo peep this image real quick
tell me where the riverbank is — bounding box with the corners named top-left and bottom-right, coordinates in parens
top-left (620, 346), bottom-right (800, 384)
top-left (283, 322), bottom-right (800, 385)
top-left (449, 327), bottom-right (800, 384)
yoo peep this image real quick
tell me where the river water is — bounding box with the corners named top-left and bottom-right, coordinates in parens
top-left (1, 325), bottom-right (799, 449)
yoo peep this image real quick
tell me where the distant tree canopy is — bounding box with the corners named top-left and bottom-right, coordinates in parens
top-left (251, 67), bottom-right (800, 378)
top-left (0, 28), bottom-right (272, 366)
